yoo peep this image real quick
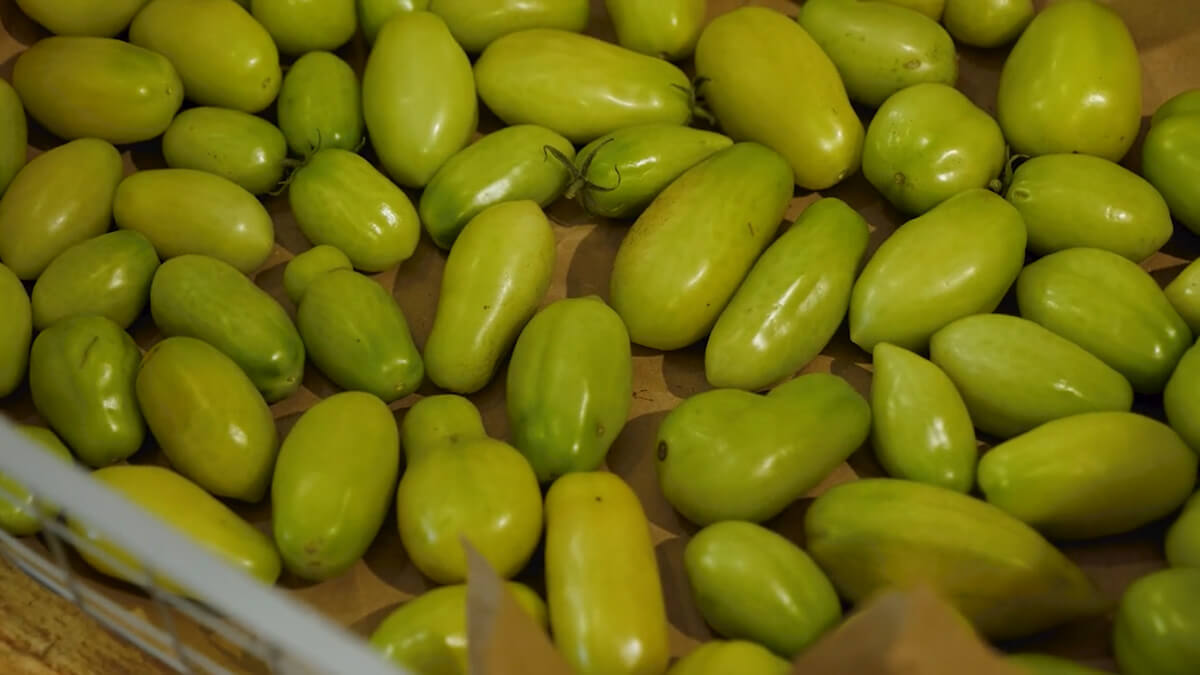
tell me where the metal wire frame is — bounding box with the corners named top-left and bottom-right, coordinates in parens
top-left (0, 419), bottom-right (406, 675)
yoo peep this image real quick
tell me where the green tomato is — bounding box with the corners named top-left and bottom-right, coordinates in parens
top-left (13, 36), bottom-right (182, 144)
top-left (363, 11), bottom-right (476, 187)
top-left (871, 342), bottom-right (976, 493)
top-left (705, 197), bottom-right (869, 391)
top-left (1007, 154), bottom-right (1173, 262)
top-left (282, 245), bottom-right (351, 305)
top-left (930, 314), bottom-right (1133, 439)
top-left (0, 138), bottom-right (122, 280)
top-left (162, 107), bottom-right (287, 195)
top-left (668, 641), bottom-right (791, 675)
top-left (1017, 247), bottom-right (1192, 394)
top-left (610, 143), bottom-right (793, 351)
top-left (1153, 90), bottom-right (1200, 127)
top-left (129, 0), bottom-right (281, 113)
top-left (799, 0), bottom-right (957, 108)
top-left (1166, 492), bottom-right (1200, 568)
top-left (864, 83), bottom-right (1004, 216)
top-left (0, 264), bottom-right (30, 397)
top-left (277, 51), bottom-right (363, 157)
top-left (14, 0), bottom-right (150, 36)
top-left (1166, 260), bottom-right (1200, 336)
top-left (1006, 653), bottom-right (1111, 675)
top-left (114, 169), bottom-right (275, 274)
top-left (251, 0), bottom-right (356, 54)
top-left (942, 0), bottom-right (1034, 48)
top-left (997, 0), bottom-right (1141, 160)
top-left (850, 189), bottom-right (1026, 353)
top-left (606, 0), bottom-right (705, 60)
top-left (0, 426), bottom-right (73, 536)
top-left (32, 230), bottom-right (159, 331)
top-left (684, 521), bottom-right (841, 657)
top-left (1114, 568), bottom-right (1200, 675)
top-left (694, 6), bottom-right (862, 190)
top-left (359, 0), bottom-right (429, 44)
top-left (876, 0), bottom-right (944, 19)
top-left (430, 0), bottom-right (588, 53)
top-left (1165, 339), bottom-right (1200, 454)
top-left (0, 79), bottom-right (27, 198)
top-left (657, 373), bottom-right (871, 525)
top-left (1143, 113), bottom-right (1200, 235)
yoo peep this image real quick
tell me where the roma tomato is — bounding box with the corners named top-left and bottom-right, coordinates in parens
top-left (668, 642), bottom-right (791, 675)
top-left (277, 51), bottom-right (362, 157)
top-left (1167, 493), bottom-right (1200, 568)
top-left (877, 0), bottom-right (944, 19)
top-left (942, 0), bottom-right (1034, 48)
top-left (0, 138), bottom-right (122, 280)
top-left (282, 245), bottom-right (351, 305)
top-left (1153, 89), bottom-right (1200, 126)
top-left (0, 80), bottom-right (26, 198)
top-left (864, 83), bottom-right (1004, 216)
top-left (162, 107), bottom-right (287, 195)
top-left (364, 11), bottom-right (476, 187)
top-left (1143, 113), bottom-right (1200, 235)
top-left (251, 0), bottom-right (356, 54)
top-left (1115, 568), bottom-right (1200, 675)
top-left (32, 230), bottom-right (159, 330)
top-left (359, 0), bottom-right (429, 44)
top-left (606, 0), bottom-right (705, 60)
top-left (0, 264), bottom-right (31, 398)
top-left (431, 0), bottom-right (588, 53)
top-left (15, 0), bottom-right (149, 36)
top-left (997, 0), bottom-right (1141, 161)
top-left (13, 37), bottom-right (182, 144)
top-left (799, 0), bottom-right (957, 108)
top-left (130, 0), bottom-right (281, 113)
top-left (695, 7), bottom-right (862, 190)
top-left (0, 426), bottom-right (72, 536)
top-left (1164, 339), bottom-right (1200, 453)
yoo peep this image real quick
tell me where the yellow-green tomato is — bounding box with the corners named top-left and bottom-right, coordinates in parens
top-left (850, 189), bottom-right (1026, 353)
top-left (705, 198), bottom-right (869, 391)
top-left (114, 169), bottom-right (275, 274)
top-left (13, 37), bottom-right (182, 144)
top-left (136, 336), bottom-right (278, 501)
top-left (507, 297), bottom-right (633, 483)
top-left (420, 124), bottom-right (575, 249)
top-left (430, 0), bottom-right (588, 53)
top-left (606, 0), bottom-right (705, 60)
top-left (424, 201), bottom-right (555, 394)
top-left (1007, 653), bottom-right (1111, 675)
top-left (1166, 493), bottom-right (1200, 568)
top-left (545, 472), bottom-right (669, 675)
top-left (997, 0), bottom-right (1141, 161)
top-left (658, 374), bottom-right (871, 525)
top-left (0, 426), bottom-right (72, 536)
top-left (251, 0), bottom-right (356, 54)
top-left (396, 395), bottom-right (542, 583)
top-left (475, 29), bottom-right (691, 145)
top-left (32, 230), bottom-right (159, 331)
top-left (1006, 154), bottom-right (1173, 262)
top-left (273, 392), bottom-right (398, 581)
top-left (282, 245), bottom-right (351, 305)
top-left (0, 138), bottom-right (122, 280)
top-left (979, 412), bottom-right (1197, 540)
top-left (0, 80), bottom-right (26, 198)
top-left (15, 0), bottom-right (150, 36)
top-left (1143, 113), bottom-right (1200, 236)
top-left (359, 0), bottom-right (430, 44)
top-left (1114, 568), bottom-right (1200, 675)
top-left (695, 7), bottom-right (862, 190)
top-left (942, 0), bottom-right (1034, 48)
top-left (162, 107), bottom-right (287, 195)
top-left (30, 316), bottom-right (144, 468)
top-left (129, 0), bottom-right (281, 113)
top-left (363, 11), bottom-right (476, 187)
top-left (1167, 261), bottom-right (1200, 336)
top-left (872, 343), bottom-right (976, 493)
top-left (1165, 339), bottom-right (1200, 454)
top-left (611, 143), bottom-right (792, 351)
top-left (277, 51), bottom-right (362, 157)
top-left (370, 583), bottom-right (548, 673)
top-left (799, 0), bottom-right (957, 108)
top-left (668, 641), bottom-right (792, 675)
top-left (930, 314), bottom-right (1133, 439)
top-left (289, 149), bottom-right (419, 272)
top-left (71, 465), bottom-right (280, 593)
top-left (1153, 90), bottom-right (1200, 127)
top-left (1017, 248), bottom-right (1192, 394)
top-left (297, 270), bottom-right (423, 402)
top-left (0, 264), bottom-right (30, 397)
top-left (684, 521), bottom-right (841, 657)
top-left (880, 0), bottom-right (944, 19)
top-left (864, 83), bottom-right (1005, 216)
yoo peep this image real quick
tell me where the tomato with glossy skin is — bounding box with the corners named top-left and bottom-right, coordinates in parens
top-left (396, 396), bottom-right (542, 583)
top-left (162, 107), bottom-right (287, 195)
top-left (877, 0), bottom-right (944, 19)
top-left (30, 316), bottom-right (144, 468)
top-left (277, 51), bottom-right (362, 157)
top-left (705, 198), bottom-right (869, 391)
top-left (359, 0), bottom-right (429, 44)
top-left (0, 426), bottom-right (73, 536)
top-left (0, 139), bottom-right (122, 280)
top-left (1164, 339), bottom-right (1200, 454)
top-left (32, 230), bottom-right (159, 331)
top-left (431, 0), bottom-right (588, 53)
top-left (611, 143), bottom-right (792, 351)
top-left (1143, 113), bottom-right (1200, 236)
top-left (130, 0), bottom-right (281, 113)
top-left (606, 0), bottom-right (705, 60)
top-left (1153, 90), bottom-right (1200, 127)
top-left (0, 264), bottom-right (30, 398)
top-left (668, 641), bottom-right (791, 675)
top-left (114, 169), bottom-right (275, 274)
top-left (475, 29), bottom-right (691, 145)
top-left (694, 7), bottom-right (862, 190)
top-left (864, 83), bottom-right (1005, 216)
top-left (997, 0), bottom-right (1141, 161)
top-left (799, 0), bottom-right (957, 108)
top-left (506, 297), bottom-right (633, 482)
top-left (419, 124), bottom-right (575, 249)
top-left (282, 245), bottom-right (351, 305)
top-left (943, 0), bottom-right (1033, 48)
top-left (0, 80), bottom-right (26, 198)
top-left (1007, 653), bottom-right (1111, 675)
top-left (1167, 261), bottom-right (1200, 336)
top-left (1166, 493), bottom-right (1200, 568)
top-left (1114, 568), bottom-right (1200, 675)
top-left (251, 0), bottom-right (356, 54)
top-left (658, 374), bottom-right (871, 525)
top-left (850, 189), bottom-right (1026, 353)
top-left (1006, 154), bottom-right (1173, 262)
top-left (363, 11), bottom-right (476, 187)
top-left (685, 521), bottom-right (841, 657)
top-left (15, 0), bottom-right (150, 36)
top-left (13, 37), bottom-right (181, 144)
top-left (424, 201), bottom-right (555, 394)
